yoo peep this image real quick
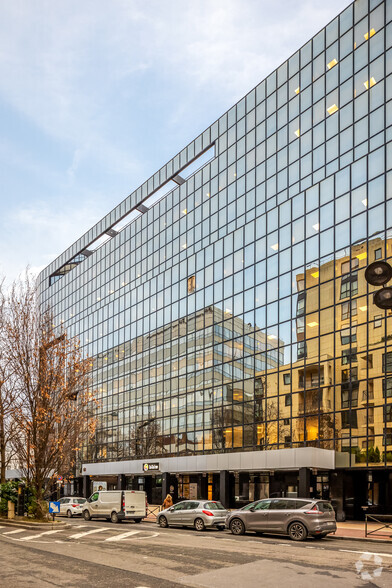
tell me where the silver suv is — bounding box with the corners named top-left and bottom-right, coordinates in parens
top-left (226, 498), bottom-right (336, 541)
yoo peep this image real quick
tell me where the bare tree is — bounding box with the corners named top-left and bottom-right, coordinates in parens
top-left (2, 273), bottom-right (96, 518)
top-left (130, 417), bottom-right (163, 458)
top-left (0, 280), bottom-right (21, 482)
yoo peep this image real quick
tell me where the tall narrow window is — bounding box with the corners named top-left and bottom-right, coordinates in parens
top-left (187, 275), bottom-right (196, 294)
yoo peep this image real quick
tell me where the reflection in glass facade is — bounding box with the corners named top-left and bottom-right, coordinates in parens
top-left (40, 0), bottom-right (392, 512)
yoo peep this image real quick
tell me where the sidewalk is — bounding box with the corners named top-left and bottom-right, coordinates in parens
top-left (333, 520), bottom-right (392, 542)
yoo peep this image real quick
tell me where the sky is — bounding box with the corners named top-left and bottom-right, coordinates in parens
top-left (0, 0), bottom-right (352, 284)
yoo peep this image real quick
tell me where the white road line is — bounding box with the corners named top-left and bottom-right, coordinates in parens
top-left (20, 530), bottom-right (63, 541)
top-left (69, 527), bottom-right (111, 539)
top-left (105, 530), bottom-right (141, 542)
top-left (339, 549), bottom-right (392, 559)
top-left (2, 529), bottom-right (24, 535)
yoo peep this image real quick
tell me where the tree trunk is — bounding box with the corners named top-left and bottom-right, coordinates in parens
top-left (0, 400), bottom-right (6, 483)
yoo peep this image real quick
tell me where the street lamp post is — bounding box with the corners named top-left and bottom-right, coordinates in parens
top-left (365, 261), bottom-right (392, 309)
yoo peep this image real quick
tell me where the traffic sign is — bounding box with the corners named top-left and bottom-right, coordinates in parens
top-left (49, 501), bottom-right (60, 514)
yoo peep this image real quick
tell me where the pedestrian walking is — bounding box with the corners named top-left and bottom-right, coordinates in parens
top-left (162, 494), bottom-right (173, 510)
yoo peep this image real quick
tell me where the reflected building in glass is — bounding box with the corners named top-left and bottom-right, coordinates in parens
top-left (40, 0), bottom-right (392, 517)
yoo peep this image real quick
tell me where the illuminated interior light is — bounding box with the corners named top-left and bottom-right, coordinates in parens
top-left (362, 199), bottom-right (368, 207)
top-left (121, 281), bottom-right (127, 286)
top-left (225, 309), bottom-right (232, 314)
top-left (206, 193), bottom-right (210, 197)
top-left (356, 252), bottom-right (367, 260)
top-left (359, 306), bottom-right (367, 312)
top-left (182, 208), bottom-right (187, 215)
top-left (182, 243), bottom-right (187, 249)
top-left (294, 129), bottom-right (300, 138)
top-left (327, 104), bottom-right (339, 115)
top-left (327, 58), bottom-right (338, 70)
top-left (307, 322), bottom-right (318, 328)
top-left (312, 223), bottom-right (320, 232)
top-left (295, 87), bottom-right (300, 95)
top-left (364, 28), bottom-right (376, 41)
top-left (270, 243), bottom-right (279, 251)
top-left (267, 334), bottom-right (277, 340)
top-left (97, 297), bottom-right (101, 301)
top-left (311, 271), bottom-right (319, 278)
top-left (364, 77), bottom-right (376, 90)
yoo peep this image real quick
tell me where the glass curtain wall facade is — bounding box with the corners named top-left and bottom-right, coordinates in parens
top-left (40, 0), bottom-right (392, 514)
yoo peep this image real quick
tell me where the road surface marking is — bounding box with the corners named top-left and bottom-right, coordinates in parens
top-left (105, 530), bottom-right (141, 542)
top-left (2, 529), bottom-right (24, 535)
top-left (339, 549), bottom-right (392, 559)
top-left (20, 530), bottom-right (63, 541)
top-left (69, 527), bottom-right (111, 539)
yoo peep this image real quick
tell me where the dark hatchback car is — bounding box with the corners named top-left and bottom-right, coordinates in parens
top-left (226, 497), bottom-right (336, 541)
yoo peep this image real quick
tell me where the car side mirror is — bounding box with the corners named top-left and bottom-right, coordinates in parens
top-left (249, 507), bottom-right (255, 512)
top-left (169, 507), bottom-right (174, 512)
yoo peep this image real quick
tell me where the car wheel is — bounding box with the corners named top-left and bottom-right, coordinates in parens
top-left (313, 533), bottom-right (327, 540)
top-left (229, 518), bottom-right (245, 535)
top-left (159, 515), bottom-right (168, 528)
top-left (111, 511), bottom-right (120, 524)
top-left (83, 510), bottom-right (91, 521)
top-left (194, 518), bottom-right (205, 532)
top-left (133, 518), bottom-right (142, 523)
top-left (66, 509), bottom-right (73, 518)
top-left (288, 522), bottom-right (308, 541)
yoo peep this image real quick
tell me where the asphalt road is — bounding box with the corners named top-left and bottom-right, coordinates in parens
top-left (1, 518), bottom-right (392, 587)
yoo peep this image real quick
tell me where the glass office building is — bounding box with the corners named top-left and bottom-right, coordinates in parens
top-left (40, 0), bottom-right (392, 517)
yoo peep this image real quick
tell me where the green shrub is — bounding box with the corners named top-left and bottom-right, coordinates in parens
top-left (0, 481), bottom-right (19, 515)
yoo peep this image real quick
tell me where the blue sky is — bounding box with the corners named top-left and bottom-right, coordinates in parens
top-left (0, 0), bottom-right (351, 284)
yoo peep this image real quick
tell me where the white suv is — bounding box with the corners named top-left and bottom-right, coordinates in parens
top-left (58, 497), bottom-right (87, 518)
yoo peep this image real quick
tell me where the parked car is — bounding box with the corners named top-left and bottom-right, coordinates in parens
top-left (82, 490), bottom-right (147, 523)
top-left (226, 497), bottom-right (336, 541)
top-left (158, 500), bottom-right (228, 531)
top-left (58, 497), bottom-right (87, 518)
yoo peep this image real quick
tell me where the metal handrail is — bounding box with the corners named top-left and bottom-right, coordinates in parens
top-left (145, 504), bottom-right (161, 519)
top-left (365, 513), bottom-right (392, 537)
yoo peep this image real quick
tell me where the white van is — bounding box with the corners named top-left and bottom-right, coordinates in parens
top-left (82, 490), bottom-right (147, 523)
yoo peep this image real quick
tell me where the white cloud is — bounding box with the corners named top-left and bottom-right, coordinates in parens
top-left (0, 0), bottom-right (352, 284)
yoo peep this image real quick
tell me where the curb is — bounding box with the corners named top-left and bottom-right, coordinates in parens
top-left (0, 519), bottom-right (70, 530)
top-left (330, 533), bottom-right (392, 545)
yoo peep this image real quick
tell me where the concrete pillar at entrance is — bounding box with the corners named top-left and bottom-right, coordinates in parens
top-left (220, 471), bottom-right (230, 508)
top-left (82, 475), bottom-right (91, 498)
top-left (298, 468), bottom-right (311, 498)
top-left (198, 474), bottom-right (208, 499)
top-left (162, 472), bottom-right (170, 503)
top-left (117, 474), bottom-right (126, 490)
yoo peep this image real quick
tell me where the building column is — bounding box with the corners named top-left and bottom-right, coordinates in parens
top-left (117, 474), bottom-right (126, 490)
top-left (298, 468), bottom-right (311, 498)
top-left (82, 475), bottom-right (91, 498)
top-left (198, 474), bottom-right (208, 499)
top-left (220, 470), bottom-right (230, 508)
top-left (162, 472), bottom-right (170, 503)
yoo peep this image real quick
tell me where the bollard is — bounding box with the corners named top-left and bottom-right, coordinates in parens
top-left (7, 501), bottom-right (15, 519)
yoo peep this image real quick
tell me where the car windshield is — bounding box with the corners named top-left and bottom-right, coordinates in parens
top-left (203, 501), bottom-right (225, 510)
top-left (317, 501), bottom-right (334, 512)
top-left (75, 498), bottom-right (86, 504)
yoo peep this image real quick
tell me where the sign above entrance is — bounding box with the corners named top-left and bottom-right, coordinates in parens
top-left (143, 462), bottom-right (159, 472)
